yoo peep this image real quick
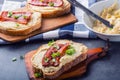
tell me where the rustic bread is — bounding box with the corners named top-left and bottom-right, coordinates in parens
top-left (0, 11), bottom-right (42, 36)
top-left (26, 0), bottom-right (71, 18)
top-left (31, 40), bottom-right (88, 79)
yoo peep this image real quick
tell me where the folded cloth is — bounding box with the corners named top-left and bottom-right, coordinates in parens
top-left (0, 0), bottom-right (98, 44)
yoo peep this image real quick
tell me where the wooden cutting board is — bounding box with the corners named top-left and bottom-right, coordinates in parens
top-left (25, 47), bottom-right (106, 80)
top-left (0, 7), bottom-right (77, 42)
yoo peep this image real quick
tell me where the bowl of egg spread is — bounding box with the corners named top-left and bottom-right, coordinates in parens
top-left (83, 0), bottom-right (120, 41)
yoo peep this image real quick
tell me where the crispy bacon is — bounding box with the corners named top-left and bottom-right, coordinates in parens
top-left (58, 43), bottom-right (69, 56)
top-left (42, 47), bottom-right (58, 67)
top-left (44, 47), bottom-right (57, 58)
top-left (42, 43), bottom-right (69, 67)
top-left (0, 11), bottom-right (32, 24)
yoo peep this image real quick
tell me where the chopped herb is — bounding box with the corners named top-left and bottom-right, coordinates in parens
top-left (23, 15), bottom-right (27, 19)
top-left (16, 23), bottom-right (19, 27)
top-left (40, 0), bottom-right (43, 2)
top-left (48, 40), bottom-right (55, 46)
top-left (66, 47), bottom-right (76, 55)
top-left (20, 55), bottom-right (24, 60)
top-left (49, 2), bottom-right (54, 7)
top-left (44, 57), bottom-right (49, 62)
top-left (53, 45), bottom-right (59, 49)
top-left (34, 72), bottom-right (42, 78)
top-left (68, 45), bottom-right (73, 49)
top-left (52, 58), bottom-right (56, 62)
top-left (51, 52), bottom-right (60, 58)
top-left (109, 27), bottom-right (113, 30)
top-left (14, 16), bottom-right (19, 19)
top-left (7, 12), bottom-right (13, 17)
top-left (12, 57), bottom-right (17, 62)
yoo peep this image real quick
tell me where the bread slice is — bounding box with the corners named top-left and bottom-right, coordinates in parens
top-left (0, 11), bottom-right (42, 36)
top-left (26, 0), bottom-right (71, 18)
top-left (31, 40), bottom-right (88, 79)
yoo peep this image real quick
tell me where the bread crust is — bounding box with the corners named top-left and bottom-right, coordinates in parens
top-left (31, 40), bottom-right (88, 79)
top-left (0, 12), bottom-right (42, 36)
top-left (26, 0), bottom-right (71, 18)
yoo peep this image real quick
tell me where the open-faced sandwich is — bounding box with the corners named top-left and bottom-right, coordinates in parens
top-left (31, 40), bottom-right (88, 79)
top-left (26, 0), bottom-right (71, 18)
top-left (0, 11), bottom-right (41, 36)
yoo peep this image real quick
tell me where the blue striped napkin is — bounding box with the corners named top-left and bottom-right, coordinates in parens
top-left (0, 0), bottom-right (99, 44)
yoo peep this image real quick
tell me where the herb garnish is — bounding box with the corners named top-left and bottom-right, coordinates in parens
top-left (14, 16), bottom-right (19, 19)
top-left (48, 40), bottom-right (55, 46)
top-left (52, 58), bottom-right (56, 62)
top-left (66, 45), bottom-right (76, 55)
top-left (51, 52), bottom-right (60, 58)
top-left (49, 2), bottom-right (54, 7)
top-left (23, 15), bottom-right (27, 19)
top-left (7, 12), bottom-right (13, 17)
top-left (44, 57), bottom-right (49, 62)
top-left (53, 45), bottom-right (59, 49)
top-left (16, 23), bottom-right (19, 27)
top-left (39, 0), bottom-right (44, 2)
top-left (20, 55), bottom-right (24, 60)
top-left (34, 72), bottom-right (42, 78)
top-left (109, 27), bottom-right (113, 30)
top-left (12, 57), bottom-right (17, 62)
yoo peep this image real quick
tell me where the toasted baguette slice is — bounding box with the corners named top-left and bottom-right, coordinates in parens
top-left (26, 0), bottom-right (71, 18)
top-left (0, 11), bottom-right (41, 36)
top-left (31, 40), bottom-right (88, 79)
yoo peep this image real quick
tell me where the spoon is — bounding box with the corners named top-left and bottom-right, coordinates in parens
top-left (68, 0), bottom-right (113, 28)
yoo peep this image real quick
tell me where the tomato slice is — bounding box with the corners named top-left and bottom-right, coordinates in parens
top-left (0, 11), bottom-right (32, 24)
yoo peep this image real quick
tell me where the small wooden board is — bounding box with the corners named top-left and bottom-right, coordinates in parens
top-left (25, 50), bottom-right (87, 80)
top-left (0, 7), bottom-right (77, 42)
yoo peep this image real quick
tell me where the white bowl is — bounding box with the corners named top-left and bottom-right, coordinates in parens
top-left (83, 0), bottom-right (120, 42)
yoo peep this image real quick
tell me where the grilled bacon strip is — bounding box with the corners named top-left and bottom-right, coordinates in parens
top-left (42, 43), bottom-right (69, 67)
top-left (0, 11), bottom-right (32, 24)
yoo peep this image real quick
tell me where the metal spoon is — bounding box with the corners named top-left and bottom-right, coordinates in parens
top-left (68, 0), bottom-right (113, 28)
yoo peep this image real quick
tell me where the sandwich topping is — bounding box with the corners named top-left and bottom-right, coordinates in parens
top-left (0, 11), bottom-right (32, 24)
top-left (29, 0), bottom-right (63, 7)
top-left (42, 41), bottom-right (76, 67)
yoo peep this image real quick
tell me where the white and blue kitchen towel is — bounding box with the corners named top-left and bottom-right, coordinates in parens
top-left (0, 0), bottom-right (99, 44)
